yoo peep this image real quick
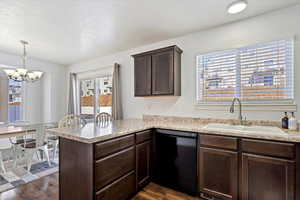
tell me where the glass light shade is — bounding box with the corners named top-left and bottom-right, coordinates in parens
top-left (12, 71), bottom-right (21, 81)
top-left (3, 69), bottom-right (15, 76)
top-left (1, 67), bottom-right (43, 82)
top-left (32, 71), bottom-right (44, 79)
top-left (26, 72), bottom-right (36, 80)
top-left (227, 0), bottom-right (248, 14)
top-left (16, 68), bottom-right (28, 76)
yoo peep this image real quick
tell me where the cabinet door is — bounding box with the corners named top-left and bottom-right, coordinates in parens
top-left (152, 50), bottom-right (174, 95)
top-left (134, 55), bottom-right (151, 96)
top-left (242, 154), bottom-right (295, 200)
top-left (199, 147), bottom-right (238, 200)
top-left (136, 140), bottom-right (151, 188)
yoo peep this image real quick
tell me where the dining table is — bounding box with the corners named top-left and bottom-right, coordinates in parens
top-left (0, 122), bottom-right (58, 139)
top-left (0, 122), bottom-right (58, 174)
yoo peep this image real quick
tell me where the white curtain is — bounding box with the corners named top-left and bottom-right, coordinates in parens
top-left (112, 63), bottom-right (123, 120)
top-left (0, 72), bottom-right (8, 122)
top-left (67, 73), bottom-right (80, 115)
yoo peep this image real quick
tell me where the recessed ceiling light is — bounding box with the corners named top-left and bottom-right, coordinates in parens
top-left (227, 0), bottom-right (248, 14)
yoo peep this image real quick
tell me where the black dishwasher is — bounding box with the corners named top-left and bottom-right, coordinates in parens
top-left (153, 129), bottom-right (197, 196)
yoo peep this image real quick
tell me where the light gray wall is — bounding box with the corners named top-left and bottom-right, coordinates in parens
top-left (0, 51), bottom-right (67, 123)
top-left (68, 5), bottom-right (300, 121)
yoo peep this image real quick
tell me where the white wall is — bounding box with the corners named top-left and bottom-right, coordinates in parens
top-left (0, 51), bottom-right (67, 123)
top-left (68, 5), bottom-right (300, 121)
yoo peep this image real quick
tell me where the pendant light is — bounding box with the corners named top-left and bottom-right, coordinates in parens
top-left (2, 40), bottom-right (44, 82)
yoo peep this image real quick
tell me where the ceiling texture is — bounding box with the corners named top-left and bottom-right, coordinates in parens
top-left (0, 0), bottom-right (299, 65)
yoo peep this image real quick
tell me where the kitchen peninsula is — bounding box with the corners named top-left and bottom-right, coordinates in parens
top-left (48, 117), bottom-right (300, 200)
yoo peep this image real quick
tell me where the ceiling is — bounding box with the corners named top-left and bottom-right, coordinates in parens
top-left (0, 0), bottom-right (299, 65)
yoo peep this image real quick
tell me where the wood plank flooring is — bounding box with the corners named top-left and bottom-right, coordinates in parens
top-left (133, 183), bottom-right (203, 200)
top-left (0, 173), bottom-right (204, 200)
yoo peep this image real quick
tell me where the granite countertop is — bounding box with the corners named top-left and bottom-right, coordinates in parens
top-left (47, 119), bottom-right (300, 144)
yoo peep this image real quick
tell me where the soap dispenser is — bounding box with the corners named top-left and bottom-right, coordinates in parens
top-left (288, 112), bottom-right (297, 131)
top-left (282, 112), bottom-right (289, 129)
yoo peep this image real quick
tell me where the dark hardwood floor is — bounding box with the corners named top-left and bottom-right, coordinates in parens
top-left (0, 173), bottom-right (203, 200)
top-left (133, 183), bottom-right (203, 200)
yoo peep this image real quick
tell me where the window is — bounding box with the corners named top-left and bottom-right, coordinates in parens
top-left (196, 40), bottom-right (294, 103)
top-left (8, 79), bottom-right (23, 122)
top-left (80, 76), bottom-right (112, 120)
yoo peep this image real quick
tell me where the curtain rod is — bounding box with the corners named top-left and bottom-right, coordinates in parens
top-left (75, 64), bottom-right (115, 75)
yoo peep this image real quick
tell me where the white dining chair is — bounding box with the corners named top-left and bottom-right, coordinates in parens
top-left (58, 114), bottom-right (87, 129)
top-left (45, 123), bottom-right (59, 161)
top-left (0, 138), bottom-right (13, 173)
top-left (15, 124), bottom-right (51, 171)
top-left (46, 135), bottom-right (58, 161)
top-left (9, 121), bottom-right (35, 168)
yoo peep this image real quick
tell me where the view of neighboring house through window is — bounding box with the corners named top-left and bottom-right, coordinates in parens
top-left (80, 76), bottom-right (112, 120)
top-left (196, 39), bottom-right (294, 102)
top-left (8, 79), bottom-right (23, 122)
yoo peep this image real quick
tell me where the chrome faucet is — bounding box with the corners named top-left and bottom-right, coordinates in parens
top-left (230, 98), bottom-right (243, 125)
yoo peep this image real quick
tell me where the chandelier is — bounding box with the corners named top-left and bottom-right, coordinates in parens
top-left (2, 40), bottom-right (44, 82)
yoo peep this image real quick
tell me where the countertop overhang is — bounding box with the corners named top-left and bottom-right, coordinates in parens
top-left (47, 119), bottom-right (300, 144)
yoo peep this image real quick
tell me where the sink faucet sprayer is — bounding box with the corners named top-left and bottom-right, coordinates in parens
top-left (230, 98), bottom-right (244, 125)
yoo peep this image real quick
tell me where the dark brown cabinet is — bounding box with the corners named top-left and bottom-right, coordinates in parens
top-left (152, 49), bottom-right (174, 95)
top-left (241, 154), bottom-right (295, 200)
top-left (199, 135), bottom-right (299, 200)
top-left (59, 129), bottom-right (300, 200)
top-left (136, 130), bottom-right (152, 189)
top-left (199, 147), bottom-right (238, 200)
top-left (96, 171), bottom-right (136, 200)
top-left (95, 147), bottom-right (135, 190)
top-left (136, 141), bottom-right (151, 188)
top-left (134, 55), bottom-right (152, 96)
top-left (132, 45), bottom-right (182, 96)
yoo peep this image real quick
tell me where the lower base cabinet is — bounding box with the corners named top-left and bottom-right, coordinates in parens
top-left (59, 130), bottom-right (299, 200)
top-left (241, 154), bottom-right (295, 200)
top-left (96, 171), bottom-right (136, 200)
top-left (95, 147), bottom-right (135, 190)
top-left (199, 147), bottom-right (238, 200)
top-left (136, 140), bottom-right (151, 189)
top-left (198, 135), bottom-right (299, 200)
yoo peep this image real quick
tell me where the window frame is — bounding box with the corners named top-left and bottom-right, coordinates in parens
top-left (196, 39), bottom-right (295, 107)
top-left (79, 74), bottom-right (113, 121)
top-left (8, 79), bottom-right (24, 122)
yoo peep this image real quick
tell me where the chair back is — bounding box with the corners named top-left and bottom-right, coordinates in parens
top-left (20, 124), bottom-right (47, 148)
top-left (96, 112), bottom-right (112, 123)
top-left (59, 114), bottom-right (87, 129)
top-left (33, 124), bottom-right (47, 147)
top-left (11, 120), bottom-right (32, 141)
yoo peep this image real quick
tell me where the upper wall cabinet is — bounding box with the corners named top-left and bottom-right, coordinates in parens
top-left (132, 45), bottom-right (182, 97)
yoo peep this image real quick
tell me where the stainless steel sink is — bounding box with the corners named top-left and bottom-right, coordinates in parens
top-left (202, 123), bottom-right (286, 135)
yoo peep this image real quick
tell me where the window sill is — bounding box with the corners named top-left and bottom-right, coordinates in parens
top-left (195, 102), bottom-right (297, 112)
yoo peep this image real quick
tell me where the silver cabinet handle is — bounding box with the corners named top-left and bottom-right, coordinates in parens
top-left (200, 193), bottom-right (215, 200)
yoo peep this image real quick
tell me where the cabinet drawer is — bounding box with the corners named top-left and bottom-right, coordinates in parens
top-left (242, 139), bottom-right (295, 159)
top-left (136, 130), bottom-right (152, 144)
top-left (96, 171), bottom-right (136, 200)
top-left (200, 134), bottom-right (238, 151)
top-left (95, 134), bottom-right (135, 159)
top-left (95, 147), bottom-right (135, 190)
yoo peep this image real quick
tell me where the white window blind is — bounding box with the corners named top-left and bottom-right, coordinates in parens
top-left (196, 39), bottom-right (294, 102)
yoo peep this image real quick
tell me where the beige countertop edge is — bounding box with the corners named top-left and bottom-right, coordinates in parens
top-left (47, 125), bottom-right (300, 144)
top-left (47, 126), bottom-right (154, 144)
